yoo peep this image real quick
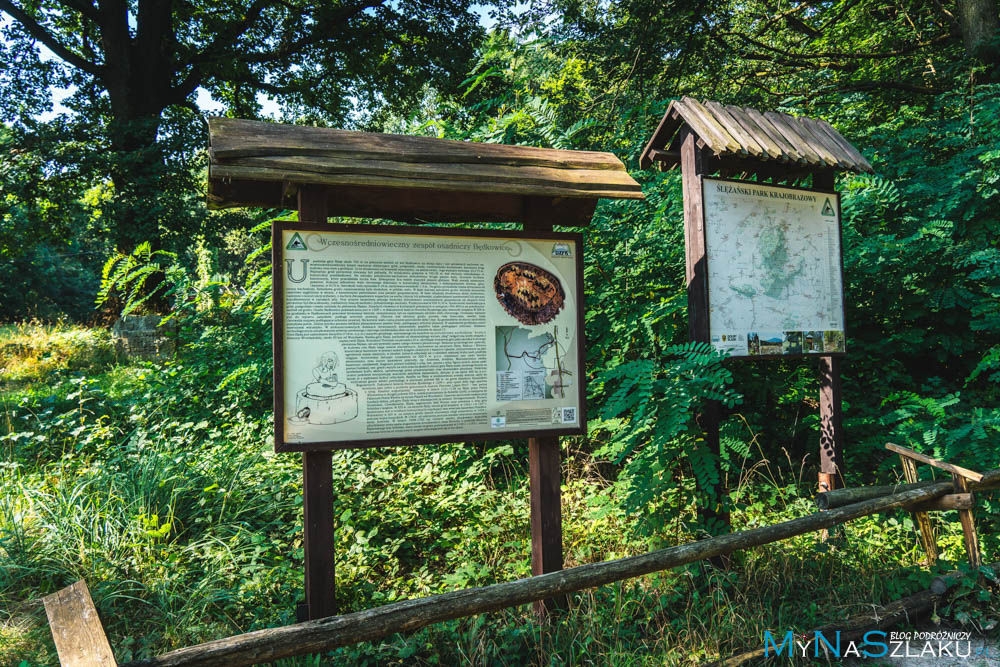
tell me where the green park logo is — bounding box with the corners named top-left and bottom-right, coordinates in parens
top-left (821, 198), bottom-right (836, 217)
top-left (286, 232), bottom-right (308, 251)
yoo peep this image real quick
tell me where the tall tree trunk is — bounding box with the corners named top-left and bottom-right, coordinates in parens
top-left (956, 0), bottom-right (1000, 72)
top-left (107, 113), bottom-right (167, 251)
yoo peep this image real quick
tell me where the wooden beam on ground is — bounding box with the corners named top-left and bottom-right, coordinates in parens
top-left (121, 482), bottom-right (952, 667)
top-left (705, 561), bottom-right (1000, 667)
top-left (43, 580), bottom-right (118, 667)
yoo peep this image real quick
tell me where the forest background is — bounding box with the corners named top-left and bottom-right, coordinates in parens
top-left (2, 0), bottom-right (1000, 663)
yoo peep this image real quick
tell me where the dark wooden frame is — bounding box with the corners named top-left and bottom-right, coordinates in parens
top-left (699, 175), bottom-right (847, 362)
top-left (272, 221), bottom-right (588, 454)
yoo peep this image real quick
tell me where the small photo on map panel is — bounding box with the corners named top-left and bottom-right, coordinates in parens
top-left (758, 331), bottom-right (785, 355)
top-left (823, 330), bottom-right (846, 353)
top-left (782, 331), bottom-right (803, 354)
top-left (803, 331), bottom-right (823, 353)
top-left (747, 332), bottom-right (761, 355)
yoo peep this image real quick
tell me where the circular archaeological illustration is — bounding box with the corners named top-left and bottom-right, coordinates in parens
top-left (494, 262), bottom-right (566, 326)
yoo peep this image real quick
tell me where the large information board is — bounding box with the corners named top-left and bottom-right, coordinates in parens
top-left (702, 178), bottom-right (846, 358)
top-left (273, 223), bottom-right (585, 451)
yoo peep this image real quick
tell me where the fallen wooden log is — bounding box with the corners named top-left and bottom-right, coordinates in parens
top-left (816, 468), bottom-right (1000, 510)
top-left (121, 481), bottom-right (952, 667)
top-left (705, 560), bottom-right (1000, 667)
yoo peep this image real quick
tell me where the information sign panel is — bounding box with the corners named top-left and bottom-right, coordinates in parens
top-left (274, 223), bottom-right (585, 451)
top-left (702, 178), bottom-right (846, 358)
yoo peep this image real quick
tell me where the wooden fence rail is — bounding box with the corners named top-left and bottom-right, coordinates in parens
top-left (816, 468), bottom-right (1000, 510)
top-left (118, 481), bottom-right (954, 667)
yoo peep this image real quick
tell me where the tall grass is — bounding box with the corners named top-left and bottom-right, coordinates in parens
top-left (1, 324), bottom-right (994, 665)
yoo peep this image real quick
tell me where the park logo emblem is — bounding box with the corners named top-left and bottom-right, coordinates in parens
top-left (286, 232), bottom-right (307, 251)
top-left (821, 198), bottom-right (836, 217)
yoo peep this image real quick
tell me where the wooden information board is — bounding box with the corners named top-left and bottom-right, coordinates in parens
top-left (701, 178), bottom-right (846, 359)
top-left (273, 222), bottom-right (586, 452)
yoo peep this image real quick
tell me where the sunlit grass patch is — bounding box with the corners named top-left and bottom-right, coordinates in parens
top-left (0, 322), bottom-right (116, 393)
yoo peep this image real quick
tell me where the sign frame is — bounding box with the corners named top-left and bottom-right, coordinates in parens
top-left (272, 220), bottom-right (588, 453)
top-left (700, 176), bottom-right (847, 361)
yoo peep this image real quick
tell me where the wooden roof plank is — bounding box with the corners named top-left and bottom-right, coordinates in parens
top-left (763, 111), bottom-right (825, 166)
top-left (794, 116), bottom-right (853, 170)
top-left (638, 97), bottom-right (873, 175)
top-left (783, 114), bottom-right (841, 168)
top-left (210, 164), bottom-right (646, 200)
top-left (724, 106), bottom-right (784, 161)
top-left (703, 100), bottom-right (765, 159)
top-left (639, 100), bottom-right (684, 169)
top-left (672, 98), bottom-right (731, 155)
top-left (680, 97), bottom-right (744, 155)
top-left (227, 154), bottom-right (643, 191)
top-left (813, 119), bottom-right (874, 173)
top-left (741, 107), bottom-right (804, 162)
top-left (208, 118), bottom-right (622, 171)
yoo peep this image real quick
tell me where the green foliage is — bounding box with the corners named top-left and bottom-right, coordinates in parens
top-left (589, 342), bottom-right (740, 536)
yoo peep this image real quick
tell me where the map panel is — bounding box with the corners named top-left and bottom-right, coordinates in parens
top-left (702, 178), bottom-right (845, 357)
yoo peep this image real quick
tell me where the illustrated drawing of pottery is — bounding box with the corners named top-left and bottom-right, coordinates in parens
top-left (295, 380), bottom-right (358, 425)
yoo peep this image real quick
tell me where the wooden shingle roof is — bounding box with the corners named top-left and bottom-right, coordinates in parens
top-left (640, 97), bottom-right (873, 174)
top-left (207, 118), bottom-right (643, 218)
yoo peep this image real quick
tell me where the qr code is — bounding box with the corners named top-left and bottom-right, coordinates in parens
top-left (561, 407), bottom-right (577, 424)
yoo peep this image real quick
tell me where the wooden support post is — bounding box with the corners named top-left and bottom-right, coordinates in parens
top-left (899, 455), bottom-right (938, 565)
top-left (297, 186), bottom-right (337, 621)
top-left (952, 474), bottom-right (982, 567)
top-left (680, 128), bottom-right (728, 532)
top-left (43, 580), bottom-right (117, 667)
top-left (529, 435), bottom-right (565, 614)
top-left (813, 170), bottom-right (844, 493)
top-left (523, 198), bottom-right (566, 615)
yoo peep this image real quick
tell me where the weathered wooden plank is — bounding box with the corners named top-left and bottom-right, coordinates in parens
top-left (908, 493), bottom-right (974, 512)
top-left (810, 118), bottom-right (871, 172)
top-left (224, 154), bottom-right (642, 191)
top-left (763, 112), bottom-right (825, 166)
top-left (812, 119), bottom-right (874, 173)
top-left (789, 116), bottom-right (843, 168)
top-left (886, 443), bottom-right (984, 482)
top-left (900, 455), bottom-right (938, 565)
top-left (208, 118), bottom-right (622, 170)
top-left (702, 101), bottom-right (765, 158)
top-left (209, 164), bottom-right (645, 200)
top-left (953, 474), bottom-right (982, 567)
top-left (816, 482), bottom-right (932, 509)
top-left (718, 106), bottom-right (786, 161)
top-left (795, 117), bottom-right (853, 170)
top-left (680, 97), bottom-right (744, 155)
top-left (648, 148), bottom-right (680, 163)
top-left (740, 107), bottom-right (805, 163)
top-left (711, 563), bottom-right (1000, 667)
top-left (122, 482), bottom-right (953, 667)
top-left (639, 101), bottom-right (684, 169)
top-left (43, 580), bottom-right (118, 667)
top-left (672, 98), bottom-right (731, 155)
top-left (817, 467), bottom-right (1000, 510)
